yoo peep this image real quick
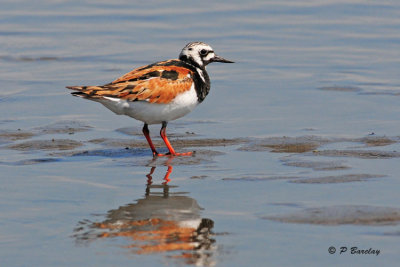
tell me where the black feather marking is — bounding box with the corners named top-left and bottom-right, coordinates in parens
top-left (160, 60), bottom-right (197, 71)
top-left (125, 84), bottom-right (135, 89)
top-left (126, 70), bottom-right (160, 82)
top-left (192, 70), bottom-right (210, 103)
top-left (144, 70), bottom-right (161, 78)
top-left (137, 88), bottom-right (147, 94)
top-left (161, 70), bottom-right (178, 80)
top-left (179, 55), bottom-right (188, 61)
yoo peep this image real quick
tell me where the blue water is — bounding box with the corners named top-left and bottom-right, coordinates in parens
top-left (1, 1), bottom-right (400, 266)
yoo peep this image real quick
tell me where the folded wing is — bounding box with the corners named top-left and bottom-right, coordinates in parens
top-left (67, 60), bottom-right (194, 104)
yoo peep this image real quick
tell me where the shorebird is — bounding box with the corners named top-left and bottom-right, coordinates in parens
top-left (67, 42), bottom-right (233, 156)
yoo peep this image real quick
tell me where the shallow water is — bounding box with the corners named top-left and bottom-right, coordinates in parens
top-left (1, 1), bottom-right (400, 266)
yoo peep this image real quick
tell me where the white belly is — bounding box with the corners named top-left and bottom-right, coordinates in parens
top-left (96, 84), bottom-right (199, 124)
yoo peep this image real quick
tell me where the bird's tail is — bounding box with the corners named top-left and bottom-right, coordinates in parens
top-left (66, 85), bottom-right (104, 98)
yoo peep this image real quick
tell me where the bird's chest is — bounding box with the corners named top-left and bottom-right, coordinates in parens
top-left (171, 83), bottom-right (198, 108)
top-left (122, 83), bottom-right (199, 124)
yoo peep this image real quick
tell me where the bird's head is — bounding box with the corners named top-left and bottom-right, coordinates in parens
top-left (179, 42), bottom-right (234, 68)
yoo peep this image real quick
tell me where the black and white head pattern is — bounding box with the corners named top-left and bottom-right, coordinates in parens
top-left (179, 42), bottom-right (216, 68)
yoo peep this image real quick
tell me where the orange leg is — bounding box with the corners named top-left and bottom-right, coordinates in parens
top-left (146, 166), bottom-right (155, 185)
top-left (162, 165), bottom-right (173, 185)
top-left (142, 123), bottom-right (159, 156)
top-left (159, 122), bottom-right (193, 157)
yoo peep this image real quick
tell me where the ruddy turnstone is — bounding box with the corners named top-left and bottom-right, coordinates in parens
top-left (67, 42), bottom-right (233, 156)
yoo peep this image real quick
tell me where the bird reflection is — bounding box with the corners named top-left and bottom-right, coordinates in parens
top-left (73, 165), bottom-right (216, 266)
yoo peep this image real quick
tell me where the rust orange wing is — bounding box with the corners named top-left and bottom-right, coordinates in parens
top-left (67, 60), bottom-right (194, 104)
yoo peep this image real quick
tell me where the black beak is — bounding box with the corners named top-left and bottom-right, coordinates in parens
top-left (211, 54), bottom-right (234, 63)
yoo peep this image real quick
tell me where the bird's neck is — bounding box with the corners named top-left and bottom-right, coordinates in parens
top-left (192, 66), bottom-right (210, 103)
top-left (180, 59), bottom-right (210, 103)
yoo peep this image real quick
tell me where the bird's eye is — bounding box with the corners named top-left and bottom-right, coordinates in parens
top-left (200, 49), bottom-right (208, 56)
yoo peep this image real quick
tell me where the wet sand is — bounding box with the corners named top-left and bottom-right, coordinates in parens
top-left (1, 118), bottom-right (398, 163)
top-left (264, 205), bottom-right (400, 226)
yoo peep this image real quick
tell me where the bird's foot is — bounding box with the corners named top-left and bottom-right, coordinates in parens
top-left (172, 151), bottom-right (194, 156)
top-left (153, 151), bottom-right (195, 157)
